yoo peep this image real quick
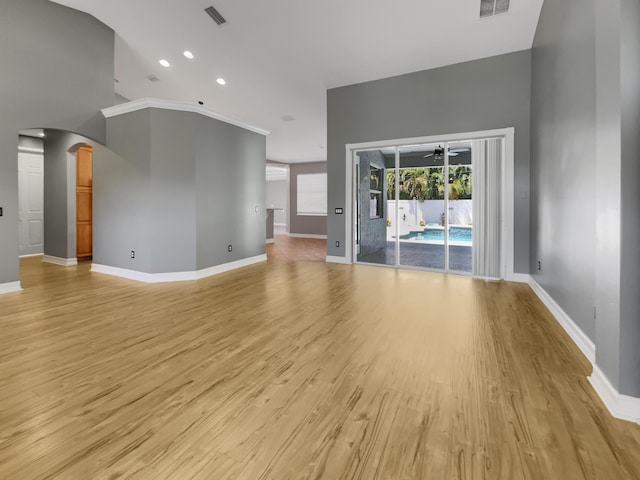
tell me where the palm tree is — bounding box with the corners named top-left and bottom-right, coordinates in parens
top-left (427, 168), bottom-right (444, 199)
top-left (448, 166), bottom-right (472, 199)
top-left (386, 170), bottom-right (395, 200)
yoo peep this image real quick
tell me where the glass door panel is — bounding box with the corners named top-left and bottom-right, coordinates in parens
top-left (354, 149), bottom-right (395, 266)
top-left (447, 142), bottom-right (473, 273)
top-left (397, 144), bottom-right (445, 270)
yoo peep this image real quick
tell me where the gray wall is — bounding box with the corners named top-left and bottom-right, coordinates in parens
top-left (532, 0), bottom-right (640, 397)
top-left (195, 114), bottom-right (267, 270)
top-left (266, 180), bottom-right (288, 225)
top-left (327, 50), bottom-right (532, 273)
top-left (151, 110), bottom-right (197, 273)
top-left (114, 93), bottom-right (130, 105)
top-left (617, 0), bottom-right (640, 397)
top-left (18, 136), bottom-right (44, 151)
top-left (530, 0), bottom-right (597, 341)
top-left (98, 108), bottom-right (266, 274)
top-left (289, 162), bottom-right (327, 236)
top-left (42, 133), bottom-right (70, 259)
top-left (594, 0), bottom-right (623, 395)
top-left (266, 210), bottom-right (275, 240)
top-left (96, 110), bottom-right (152, 272)
top-left (0, 0), bottom-right (114, 284)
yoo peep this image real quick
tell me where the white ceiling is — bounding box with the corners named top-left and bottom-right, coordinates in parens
top-left (50, 0), bottom-right (543, 163)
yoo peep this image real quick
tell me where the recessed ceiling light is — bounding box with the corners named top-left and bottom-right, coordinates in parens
top-left (159, 59), bottom-right (170, 68)
top-left (216, 77), bottom-right (226, 86)
top-left (183, 51), bottom-right (194, 59)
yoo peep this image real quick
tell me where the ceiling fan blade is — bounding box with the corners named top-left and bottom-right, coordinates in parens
top-left (423, 153), bottom-right (434, 158)
top-left (449, 148), bottom-right (470, 153)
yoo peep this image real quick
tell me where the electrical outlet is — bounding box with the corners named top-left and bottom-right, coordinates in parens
top-left (228, 245), bottom-right (233, 252)
top-left (335, 241), bottom-right (340, 248)
top-left (130, 250), bottom-right (135, 259)
top-left (537, 260), bottom-right (541, 271)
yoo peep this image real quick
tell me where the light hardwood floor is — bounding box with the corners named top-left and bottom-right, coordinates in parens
top-left (1, 256), bottom-right (639, 479)
top-left (266, 232), bottom-right (326, 262)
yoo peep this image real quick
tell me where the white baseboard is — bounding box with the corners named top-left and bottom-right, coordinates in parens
top-left (42, 255), bottom-right (78, 267)
top-left (266, 239), bottom-right (275, 244)
top-left (528, 277), bottom-right (596, 364)
top-left (274, 223), bottom-right (286, 227)
top-left (508, 273), bottom-right (530, 283)
top-left (589, 365), bottom-right (640, 424)
top-left (91, 264), bottom-right (172, 283)
top-left (474, 275), bottom-right (502, 282)
top-left (195, 255), bottom-right (267, 279)
top-left (528, 277), bottom-right (640, 424)
top-left (19, 253), bottom-right (44, 258)
top-left (0, 281), bottom-right (22, 295)
top-left (326, 255), bottom-right (351, 265)
top-left (91, 254), bottom-right (267, 284)
top-left (288, 233), bottom-right (327, 239)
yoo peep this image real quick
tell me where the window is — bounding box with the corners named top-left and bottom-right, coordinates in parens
top-left (297, 173), bottom-right (327, 215)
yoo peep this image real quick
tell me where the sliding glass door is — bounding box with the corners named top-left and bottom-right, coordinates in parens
top-left (354, 137), bottom-right (495, 276)
top-left (354, 149), bottom-right (394, 266)
top-left (397, 144), bottom-right (446, 270)
top-left (447, 143), bottom-right (473, 273)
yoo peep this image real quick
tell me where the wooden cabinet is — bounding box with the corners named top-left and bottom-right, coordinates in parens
top-left (76, 146), bottom-right (92, 260)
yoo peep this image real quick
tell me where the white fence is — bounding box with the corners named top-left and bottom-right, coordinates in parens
top-left (387, 200), bottom-right (472, 236)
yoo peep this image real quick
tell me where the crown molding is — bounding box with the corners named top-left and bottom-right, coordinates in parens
top-left (101, 98), bottom-right (270, 136)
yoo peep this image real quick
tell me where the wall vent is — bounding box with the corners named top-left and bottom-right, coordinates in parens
top-left (205, 6), bottom-right (227, 26)
top-left (146, 74), bottom-right (160, 83)
top-left (480, 0), bottom-right (510, 18)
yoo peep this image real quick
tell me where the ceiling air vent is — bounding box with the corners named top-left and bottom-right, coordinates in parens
top-left (205, 5), bottom-right (227, 26)
top-left (480, 0), bottom-right (510, 18)
top-left (146, 74), bottom-right (160, 83)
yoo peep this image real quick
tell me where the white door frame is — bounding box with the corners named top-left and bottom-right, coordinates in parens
top-left (344, 127), bottom-right (516, 281)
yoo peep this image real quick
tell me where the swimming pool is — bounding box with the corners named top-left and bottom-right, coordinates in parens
top-left (400, 226), bottom-right (472, 244)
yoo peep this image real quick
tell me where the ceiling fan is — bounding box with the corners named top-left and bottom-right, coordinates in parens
top-left (423, 145), bottom-right (470, 158)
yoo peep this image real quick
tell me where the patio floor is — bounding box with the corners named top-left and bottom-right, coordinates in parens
top-left (357, 241), bottom-right (472, 272)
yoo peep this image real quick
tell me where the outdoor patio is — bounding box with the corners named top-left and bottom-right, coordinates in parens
top-left (357, 241), bottom-right (472, 272)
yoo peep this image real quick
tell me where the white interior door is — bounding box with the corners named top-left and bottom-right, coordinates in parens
top-left (18, 152), bottom-right (44, 256)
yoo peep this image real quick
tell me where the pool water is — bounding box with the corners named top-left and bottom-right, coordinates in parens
top-left (400, 226), bottom-right (472, 243)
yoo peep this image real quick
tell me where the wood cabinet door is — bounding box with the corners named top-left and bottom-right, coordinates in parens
top-left (76, 146), bottom-right (93, 259)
